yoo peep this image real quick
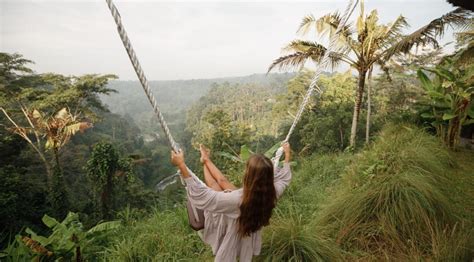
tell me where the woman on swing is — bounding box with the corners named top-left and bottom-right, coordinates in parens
top-left (171, 142), bottom-right (292, 262)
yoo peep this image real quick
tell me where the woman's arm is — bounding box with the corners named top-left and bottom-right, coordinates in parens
top-left (283, 142), bottom-right (291, 163)
top-left (274, 142), bottom-right (292, 198)
top-left (171, 150), bottom-right (191, 179)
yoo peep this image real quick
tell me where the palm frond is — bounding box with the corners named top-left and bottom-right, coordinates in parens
top-left (424, 7), bottom-right (472, 37)
top-left (384, 15), bottom-right (409, 41)
top-left (283, 40), bottom-right (326, 53)
top-left (268, 41), bottom-right (344, 72)
top-left (366, 10), bottom-right (379, 31)
top-left (298, 12), bottom-right (353, 39)
top-left (298, 14), bottom-right (317, 35)
top-left (268, 52), bottom-right (313, 72)
top-left (384, 8), bottom-right (472, 59)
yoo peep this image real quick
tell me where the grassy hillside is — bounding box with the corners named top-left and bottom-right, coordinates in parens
top-left (101, 124), bottom-right (474, 261)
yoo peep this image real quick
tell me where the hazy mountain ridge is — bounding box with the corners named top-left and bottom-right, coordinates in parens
top-left (100, 73), bottom-right (296, 119)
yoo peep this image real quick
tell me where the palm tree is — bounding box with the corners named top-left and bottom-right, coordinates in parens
top-left (268, 1), bottom-right (471, 148)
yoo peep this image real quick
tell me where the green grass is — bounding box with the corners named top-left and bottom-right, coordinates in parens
top-left (103, 206), bottom-right (212, 261)
top-left (274, 153), bottom-right (351, 221)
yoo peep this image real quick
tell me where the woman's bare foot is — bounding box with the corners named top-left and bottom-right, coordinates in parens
top-left (199, 144), bottom-right (211, 164)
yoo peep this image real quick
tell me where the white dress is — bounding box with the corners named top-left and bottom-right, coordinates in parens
top-left (184, 163), bottom-right (292, 262)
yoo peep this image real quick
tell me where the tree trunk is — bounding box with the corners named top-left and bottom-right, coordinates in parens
top-left (76, 246), bottom-right (82, 262)
top-left (350, 70), bottom-right (367, 148)
top-left (50, 148), bottom-right (69, 218)
top-left (447, 116), bottom-right (460, 148)
top-left (53, 148), bottom-right (61, 174)
top-left (101, 172), bottom-right (113, 219)
top-left (366, 69), bottom-right (373, 144)
top-left (39, 153), bottom-right (53, 189)
top-left (339, 123), bottom-right (344, 149)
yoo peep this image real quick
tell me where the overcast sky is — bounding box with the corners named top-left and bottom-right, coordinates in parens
top-left (1, 0), bottom-right (458, 80)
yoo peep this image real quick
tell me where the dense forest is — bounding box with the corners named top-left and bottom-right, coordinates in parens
top-left (1, 2), bottom-right (473, 261)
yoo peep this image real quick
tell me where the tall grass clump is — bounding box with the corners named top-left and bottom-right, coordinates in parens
top-left (315, 124), bottom-right (471, 259)
top-left (258, 209), bottom-right (341, 262)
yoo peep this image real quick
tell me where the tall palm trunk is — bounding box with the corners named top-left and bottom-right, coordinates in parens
top-left (350, 70), bottom-right (367, 148)
top-left (365, 69), bottom-right (373, 144)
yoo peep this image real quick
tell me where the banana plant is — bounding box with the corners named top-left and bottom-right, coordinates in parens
top-left (417, 57), bottom-right (474, 148)
top-left (0, 212), bottom-right (120, 261)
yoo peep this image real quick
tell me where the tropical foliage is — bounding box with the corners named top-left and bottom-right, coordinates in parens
top-left (418, 50), bottom-right (474, 148)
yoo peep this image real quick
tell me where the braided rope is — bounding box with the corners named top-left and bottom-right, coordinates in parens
top-left (105, 0), bottom-right (180, 152)
top-left (272, 0), bottom-right (358, 166)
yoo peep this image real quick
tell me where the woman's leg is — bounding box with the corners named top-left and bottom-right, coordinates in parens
top-left (200, 144), bottom-right (237, 191)
top-left (203, 164), bottom-right (223, 191)
top-left (204, 160), bottom-right (237, 191)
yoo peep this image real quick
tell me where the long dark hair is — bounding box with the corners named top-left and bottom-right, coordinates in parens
top-left (238, 154), bottom-right (277, 237)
